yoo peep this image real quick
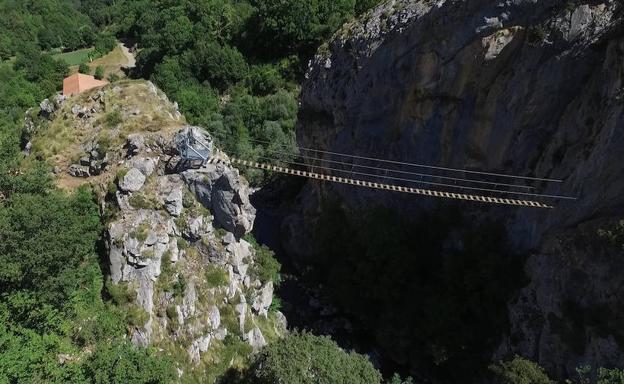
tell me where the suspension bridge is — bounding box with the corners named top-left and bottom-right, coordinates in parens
top-left (175, 130), bottom-right (575, 209)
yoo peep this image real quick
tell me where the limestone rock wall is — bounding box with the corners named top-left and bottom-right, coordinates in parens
top-left (106, 127), bottom-right (282, 369)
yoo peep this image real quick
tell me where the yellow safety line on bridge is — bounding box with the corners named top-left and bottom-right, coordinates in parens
top-left (207, 156), bottom-right (554, 209)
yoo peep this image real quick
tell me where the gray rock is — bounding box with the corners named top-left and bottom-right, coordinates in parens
top-left (23, 141), bottom-right (32, 155)
top-left (235, 303), bottom-right (247, 335)
top-left (252, 282), bottom-right (274, 317)
top-left (126, 134), bottom-right (145, 155)
top-left (165, 187), bottom-right (183, 216)
top-left (68, 164), bottom-right (90, 178)
top-left (213, 328), bottom-right (228, 341)
top-left (182, 165), bottom-right (256, 237)
top-left (71, 105), bottom-right (88, 118)
top-left (246, 327), bottom-right (266, 351)
top-left (119, 168), bottom-right (146, 192)
top-left (132, 156), bottom-right (158, 176)
top-left (188, 335), bottom-right (211, 364)
top-left (275, 311), bottom-right (288, 330)
top-left (53, 94), bottom-right (67, 108)
top-left (183, 216), bottom-right (212, 241)
top-left (208, 306), bottom-right (220, 329)
top-left (39, 98), bottom-right (55, 118)
top-left (222, 232), bottom-right (236, 245)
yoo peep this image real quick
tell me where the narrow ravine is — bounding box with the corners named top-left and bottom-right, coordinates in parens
top-left (250, 178), bottom-right (410, 379)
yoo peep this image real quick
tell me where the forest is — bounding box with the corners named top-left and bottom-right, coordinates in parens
top-left (1, 0), bottom-right (622, 383)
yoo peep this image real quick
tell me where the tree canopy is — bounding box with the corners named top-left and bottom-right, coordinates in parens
top-left (246, 331), bottom-right (382, 384)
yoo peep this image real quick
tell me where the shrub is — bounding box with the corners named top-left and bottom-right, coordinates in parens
top-left (246, 331), bottom-right (382, 384)
top-left (248, 64), bottom-right (285, 96)
top-left (245, 234), bottom-right (281, 286)
top-left (489, 356), bottom-right (553, 384)
top-left (105, 110), bottom-right (122, 127)
top-left (84, 340), bottom-right (176, 383)
top-left (172, 275), bottom-right (186, 298)
top-left (94, 65), bottom-right (105, 80)
top-left (105, 280), bottom-right (136, 306)
top-left (205, 265), bottom-right (229, 288)
top-left (78, 62), bottom-right (91, 74)
top-left (94, 33), bottom-right (117, 57)
top-left (126, 305), bottom-right (149, 327)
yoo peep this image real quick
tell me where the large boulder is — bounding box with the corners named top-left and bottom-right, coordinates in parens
top-left (119, 168), bottom-right (146, 192)
top-left (180, 138), bottom-right (256, 237)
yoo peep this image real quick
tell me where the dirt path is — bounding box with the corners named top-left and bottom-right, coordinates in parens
top-left (119, 42), bottom-right (136, 69)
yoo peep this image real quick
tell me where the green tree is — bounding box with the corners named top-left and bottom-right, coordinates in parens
top-left (0, 188), bottom-right (101, 307)
top-left (94, 32), bottom-right (117, 56)
top-left (94, 65), bottom-right (104, 80)
top-left (0, 34), bottom-right (11, 61)
top-left (246, 331), bottom-right (382, 384)
top-left (249, 0), bottom-right (356, 58)
top-left (84, 340), bottom-right (176, 384)
top-left (184, 41), bottom-right (248, 91)
top-left (248, 64), bottom-right (285, 95)
top-left (14, 47), bottom-right (68, 96)
top-left (489, 356), bottom-right (553, 384)
top-left (78, 62), bottom-right (90, 74)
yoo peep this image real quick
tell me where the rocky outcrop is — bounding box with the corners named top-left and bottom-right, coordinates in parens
top-left (105, 126), bottom-right (280, 361)
top-left (291, 0), bottom-right (624, 378)
top-left (30, 80), bottom-right (285, 377)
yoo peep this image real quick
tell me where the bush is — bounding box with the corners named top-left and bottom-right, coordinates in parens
top-left (246, 331), bottom-right (382, 384)
top-left (248, 64), bottom-right (285, 96)
top-left (78, 62), bottom-right (91, 74)
top-left (489, 356), bottom-right (553, 384)
top-left (0, 188), bottom-right (101, 305)
top-left (105, 110), bottom-right (122, 127)
top-left (94, 33), bottom-right (117, 57)
top-left (126, 305), bottom-right (149, 327)
top-left (245, 234), bottom-right (281, 286)
top-left (84, 340), bottom-right (176, 383)
top-left (205, 265), bottom-right (229, 288)
top-left (184, 41), bottom-right (248, 91)
top-left (94, 65), bottom-right (105, 80)
top-left (105, 281), bottom-right (136, 306)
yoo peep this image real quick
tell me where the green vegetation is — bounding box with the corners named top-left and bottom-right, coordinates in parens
top-left (205, 265), bottom-right (230, 288)
top-left (490, 356), bottom-right (553, 384)
top-left (105, 110), bottom-right (123, 127)
top-left (0, 1), bottom-right (95, 59)
top-left (243, 331), bottom-right (382, 383)
top-left (489, 358), bottom-right (624, 384)
top-left (94, 64), bottom-right (105, 80)
top-left (83, 340), bottom-right (175, 383)
top-left (245, 234), bottom-right (281, 286)
top-left (55, 48), bottom-right (95, 66)
top-left (78, 61), bottom-right (91, 74)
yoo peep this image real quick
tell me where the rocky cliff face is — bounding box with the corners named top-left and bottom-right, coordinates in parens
top-left (290, 0), bottom-right (624, 378)
top-left (29, 81), bottom-right (285, 379)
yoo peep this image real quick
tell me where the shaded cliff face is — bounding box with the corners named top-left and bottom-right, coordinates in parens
top-left (290, 0), bottom-right (624, 379)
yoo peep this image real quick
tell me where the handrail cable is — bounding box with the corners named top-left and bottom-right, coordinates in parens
top-left (258, 146), bottom-right (536, 191)
top-left (248, 138), bottom-right (563, 183)
top-left (206, 155), bottom-right (554, 209)
top-left (241, 153), bottom-right (576, 201)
